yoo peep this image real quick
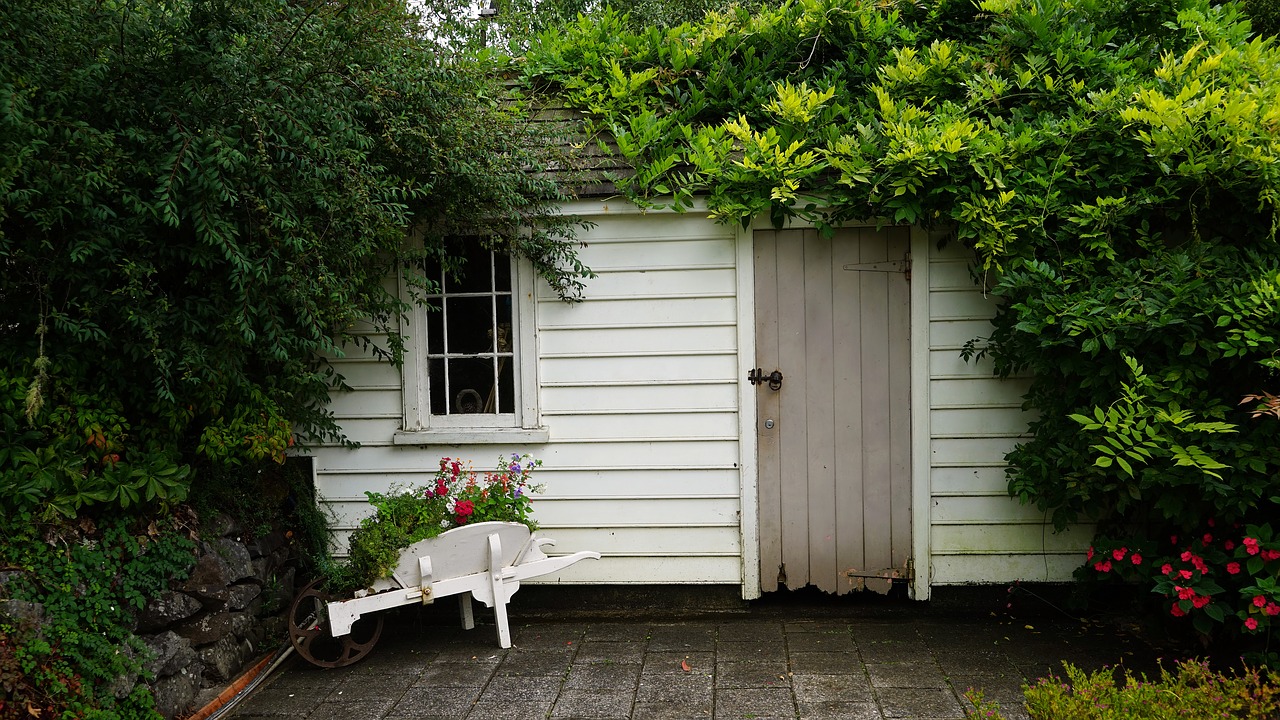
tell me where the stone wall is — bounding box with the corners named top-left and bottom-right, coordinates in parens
top-left (140, 515), bottom-right (297, 719)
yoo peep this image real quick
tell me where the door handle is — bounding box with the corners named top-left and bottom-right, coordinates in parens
top-left (748, 368), bottom-right (784, 391)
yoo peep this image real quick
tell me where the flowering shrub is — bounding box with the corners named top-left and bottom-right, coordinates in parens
top-left (334, 455), bottom-right (541, 593)
top-left (1086, 523), bottom-right (1280, 642)
top-left (963, 659), bottom-right (1280, 719)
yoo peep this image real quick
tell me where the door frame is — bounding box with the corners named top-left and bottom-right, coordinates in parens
top-left (735, 218), bottom-right (932, 600)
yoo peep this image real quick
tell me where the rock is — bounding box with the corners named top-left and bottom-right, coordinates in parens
top-left (227, 583), bottom-right (261, 612)
top-left (211, 538), bottom-right (254, 584)
top-left (203, 513), bottom-right (239, 539)
top-left (199, 635), bottom-right (243, 683)
top-left (0, 599), bottom-right (44, 627)
top-left (175, 611), bottom-right (232, 647)
top-left (245, 531), bottom-right (288, 559)
top-left (142, 631), bottom-right (197, 679)
top-left (229, 611), bottom-right (255, 638)
top-left (107, 646), bottom-right (138, 699)
top-left (138, 591), bottom-right (203, 633)
top-left (150, 666), bottom-right (201, 720)
top-left (181, 552), bottom-right (231, 609)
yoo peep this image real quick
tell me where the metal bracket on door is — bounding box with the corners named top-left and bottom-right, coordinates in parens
top-left (747, 368), bottom-right (784, 391)
top-left (842, 256), bottom-right (911, 281)
top-left (846, 558), bottom-right (914, 583)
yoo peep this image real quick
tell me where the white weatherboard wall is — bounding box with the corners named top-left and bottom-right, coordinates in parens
top-left (308, 205), bottom-right (1086, 594)
top-left (309, 208), bottom-right (744, 585)
top-left (926, 239), bottom-right (1090, 584)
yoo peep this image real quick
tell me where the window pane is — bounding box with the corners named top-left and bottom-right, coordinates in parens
top-left (425, 305), bottom-right (443, 355)
top-left (494, 254), bottom-right (511, 292)
top-left (453, 243), bottom-right (493, 294)
top-left (446, 357), bottom-right (496, 414)
top-left (496, 356), bottom-right (514, 413)
top-left (445, 296), bottom-right (494, 354)
top-left (428, 358), bottom-right (447, 417)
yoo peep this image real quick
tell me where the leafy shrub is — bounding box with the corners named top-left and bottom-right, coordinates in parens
top-left (334, 455), bottom-right (541, 593)
top-left (0, 513), bottom-right (196, 720)
top-left (964, 659), bottom-right (1280, 719)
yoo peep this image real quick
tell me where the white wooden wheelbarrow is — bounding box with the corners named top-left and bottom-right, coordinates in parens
top-left (287, 521), bottom-right (599, 667)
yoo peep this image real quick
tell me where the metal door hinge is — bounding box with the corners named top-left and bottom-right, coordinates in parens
top-left (846, 557), bottom-right (913, 582)
top-left (842, 255), bottom-right (911, 281)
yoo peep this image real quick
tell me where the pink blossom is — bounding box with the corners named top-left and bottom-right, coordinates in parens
top-left (1245, 617), bottom-right (1259, 631)
top-left (1208, 519), bottom-right (1216, 527)
top-left (1202, 533), bottom-right (1213, 544)
top-left (1181, 550), bottom-right (1193, 562)
top-left (1170, 603), bottom-right (1186, 617)
top-left (1226, 562), bottom-right (1241, 575)
top-left (1176, 586), bottom-right (1196, 601)
top-left (1253, 595), bottom-right (1267, 608)
top-left (1179, 569), bottom-right (1193, 580)
top-left (1191, 596), bottom-right (1210, 609)
top-left (1112, 547), bottom-right (1127, 561)
top-left (1264, 549), bottom-right (1280, 562)
top-left (1161, 563), bottom-right (1173, 576)
top-left (1130, 553), bottom-right (1142, 565)
top-left (1267, 603), bottom-right (1280, 617)
top-left (1171, 535), bottom-right (1179, 545)
top-left (1224, 540), bottom-right (1235, 551)
top-left (1087, 546), bottom-right (1094, 560)
top-left (1094, 560), bottom-right (1112, 573)
top-left (1244, 537), bottom-right (1261, 555)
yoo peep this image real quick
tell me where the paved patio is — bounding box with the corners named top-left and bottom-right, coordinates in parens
top-left (229, 598), bottom-right (1158, 720)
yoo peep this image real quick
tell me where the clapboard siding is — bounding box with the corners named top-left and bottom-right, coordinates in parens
top-left (927, 239), bottom-right (1083, 585)
top-left (309, 211), bottom-right (742, 585)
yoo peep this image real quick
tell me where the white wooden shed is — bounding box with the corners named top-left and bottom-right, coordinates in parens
top-left (308, 200), bottom-right (1090, 600)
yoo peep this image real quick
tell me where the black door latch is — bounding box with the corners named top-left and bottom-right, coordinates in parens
top-left (747, 368), bottom-right (784, 391)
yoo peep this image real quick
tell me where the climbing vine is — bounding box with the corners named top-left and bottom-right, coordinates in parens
top-left (519, 0), bottom-right (1280, 644)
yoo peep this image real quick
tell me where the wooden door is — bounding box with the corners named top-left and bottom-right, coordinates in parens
top-left (754, 227), bottom-right (912, 594)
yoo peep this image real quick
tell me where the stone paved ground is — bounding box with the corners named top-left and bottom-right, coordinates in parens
top-left (230, 604), bottom-right (1158, 720)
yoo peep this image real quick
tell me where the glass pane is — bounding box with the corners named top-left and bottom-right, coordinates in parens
top-left (428, 358), bottom-right (447, 417)
top-left (454, 243), bottom-right (493, 294)
top-left (496, 356), bottom-right (514, 414)
top-left (446, 296), bottom-right (494, 354)
top-left (424, 304), bottom-right (443, 355)
top-left (446, 357), bottom-right (496, 414)
top-left (494, 255), bottom-right (511, 293)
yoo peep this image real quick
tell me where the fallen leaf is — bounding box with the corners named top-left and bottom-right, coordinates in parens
top-left (680, 659), bottom-right (692, 672)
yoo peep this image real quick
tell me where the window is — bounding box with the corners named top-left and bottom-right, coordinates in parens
top-left (397, 243), bottom-right (546, 444)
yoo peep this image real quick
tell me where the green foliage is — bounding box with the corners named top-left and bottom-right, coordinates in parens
top-left (520, 0), bottom-right (1280, 647)
top-left (0, 514), bottom-right (196, 720)
top-left (965, 659), bottom-right (1280, 719)
top-left (0, 0), bottom-right (588, 518)
top-left (335, 455), bottom-right (541, 593)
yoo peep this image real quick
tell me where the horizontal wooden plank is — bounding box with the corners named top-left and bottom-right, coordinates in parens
top-left (527, 555), bottom-right (742, 584)
top-left (931, 523), bottom-right (1093, 554)
top-left (315, 467), bottom-right (742, 501)
top-left (324, 388), bottom-right (402, 418)
top-left (930, 349), bottom-right (998, 379)
top-left (930, 494), bottom-right (1052, 524)
top-left (538, 297), bottom-right (737, 328)
top-left (539, 325), bottom-right (737, 356)
top-left (308, 440), bottom-right (741, 473)
top-left (575, 214), bottom-right (734, 243)
top-left (323, 359), bottom-right (401, 389)
top-left (542, 383), bottom-right (738, 413)
top-left (930, 319), bottom-right (996, 349)
top-left (929, 553), bottom-right (1083, 584)
top-left (930, 378), bottom-right (1030, 409)
top-left (320, 417), bottom-right (401, 445)
top-left (928, 289), bottom-right (1000, 322)
top-left (930, 466), bottom-right (1011, 495)
top-left (927, 258), bottom-right (984, 291)
top-left (546, 412), bottom-right (738, 441)
top-left (574, 238), bottom-right (736, 272)
top-left (540, 354), bottom-right (736, 384)
top-left (537, 267), bottom-right (736, 301)
top-left (321, 496), bottom-right (740, 529)
top-left (931, 437), bottom-right (1021, 467)
top-left (524, 526), bottom-right (741, 556)
top-left (930, 407), bottom-right (1035, 438)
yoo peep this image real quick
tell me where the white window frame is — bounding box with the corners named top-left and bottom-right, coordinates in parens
top-left (395, 250), bottom-right (548, 445)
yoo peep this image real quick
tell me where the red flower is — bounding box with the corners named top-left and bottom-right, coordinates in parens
top-left (1224, 540), bottom-right (1235, 551)
top-left (1087, 546), bottom-right (1094, 560)
top-left (1226, 562), bottom-right (1241, 575)
top-left (1093, 560), bottom-right (1112, 573)
top-left (1112, 547), bottom-right (1127, 561)
top-left (1245, 617), bottom-right (1259, 631)
top-left (1130, 553), bottom-right (1142, 565)
top-left (1176, 586), bottom-right (1196, 601)
top-left (1267, 603), bottom-right (1280, 617)
top-left (1179, 569), bottom-right (1193, 580)
top-left (1202, 533), bottom-right (1213, 544)
top-left (1170, 603), bottom-right (1186, 617)
top-left (1253, 595), bottom-right (1267, 608)
top-left (1161, 563), bottom-right (1173, 576)
top-left (1170, 535), bottom-right (1179, 545)
top-left (1207, 519), bottom-right (1216, 527)
top-left (1181, 550), bottom-right (1193, 562)
top-left (1191, 596), bottom-right (1210, 609)
top-left (1244, 537), bottom-right (1261, 555)
top-left (1264, 549), bottom-right (1280, 562)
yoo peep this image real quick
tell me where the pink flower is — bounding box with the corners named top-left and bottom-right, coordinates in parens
top-left (1130, 553), bottom-right (1142, 565)
top-left (1224, 540), bottom-right (1235, 551)
top-left (1179, 569), bottom-right (1193, 580)
top-left (1170, 603), bottom-right (1186, 617)
top-left (1208, 519), bottom-right (1216, 527)
top-left (1245, 617), bottom-right (1259, 631)
top-left (1094, 560), bottom-right (1112, 573)
top-left (1087, 546), bottom-right (1094, 560)
top-left (1202, 533), bottom-right (1213, 544)
top-left (1176, 586), bottom-right (1196, 601)
top-left (1267, 603), bottom-right (1280, 617)
top-left (1192, 596), bottom-right (1210, 609)
top-left (1112, 548), bottom-right (1127, 561)
top-left (1226, 562), bottom-right (1241, 575)
top-left (1244, 537), bottom-right (1261, 555)
top-left (1171, 535), bottom-right (1179, 544)
top-left (1181, 550), bottom-right (1193, 562)
top-left (1161, 563), bottom-right (1173, 576)
top-left (1264, 549), bottom-right (1280, 562)
top-left (1253, 595), bottom-right (1267, 608)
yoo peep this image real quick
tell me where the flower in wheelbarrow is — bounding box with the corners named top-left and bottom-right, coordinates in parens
top-left (454, 499), bottom-right (475, 524)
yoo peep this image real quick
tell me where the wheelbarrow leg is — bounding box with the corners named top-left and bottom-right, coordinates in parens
top-left (488, 533), bottom-right (512, 648)
top-left (459, 593), bottom-right (475, 630)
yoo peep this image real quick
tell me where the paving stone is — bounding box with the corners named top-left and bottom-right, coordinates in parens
top-left (432, 644), bottom-right (507, 663)
top-left (587, 623), bottom-right (653, 642)
top-left (856, 641), bottom-right (921, 664)
top-left (791, 673), bottom-right (875, 703)
top-left (575, 641), bottom-right (647, 664)
top-left (850, 623), bottom-right (920, 645)
top-left (390, 685), bottom-right (482, 717)
top-left (465, 700), bottom-right (554, 719)
top-left (635, 675), bottom-right (713, 704)
top-left (713, 687), bottom-right (794, 719)
top-left (512, 624), bottom-right (588, 649)
top-left (478, 675), bottom-right (564, 703)
top-left (932, 648), bottom-right (1016, 676)
top-left (348, 648), bottom-right (439, 677)
top-left (631, 701), bottom-right (712, 719)
top-left (647, 624), bottom-right (716, 652)
top-left (310, 699), bottom-right (398, 720)
top-left (714, 661), bottom-right (790, 689)
top-left (494, 649), bottom-right (573, 677)
top-left (784, 620), bottom-right (851, 635)
top-left (264, 665), bottom-right (342, 691)
top-left (716, 622), bottom-right (784, 642)
top-left (789, 651), bottom-right (862, 674)
top-left (786, 632), bottom-right (856, 652)
top-left (877, 688), bottom-right (965, 719)
top-left (552, 689), bottom-right (634, 719)
top-left (564, 662), bottom-right (642, 690)
top-left (641, 651), bottom-right (715, 676)
top-left (414, 662), bottom-right (499, 688)
top-left (795, 700), bottom-right (883, 720)
top-left (866, 662), bottom-right (949, 689)
top-left (235, 687), bottom-right (329, 715)
top-left (715, 640), bottom-right (787, 662)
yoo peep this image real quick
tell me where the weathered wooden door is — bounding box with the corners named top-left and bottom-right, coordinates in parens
top-left (754, 227), bottom-right (912, 594)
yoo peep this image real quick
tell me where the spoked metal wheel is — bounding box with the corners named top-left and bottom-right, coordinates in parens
top-left (288, 578), bottom-right (383, 668)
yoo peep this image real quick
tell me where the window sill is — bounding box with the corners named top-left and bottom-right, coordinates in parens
top-left (392, 428), bottom-right (551, 446)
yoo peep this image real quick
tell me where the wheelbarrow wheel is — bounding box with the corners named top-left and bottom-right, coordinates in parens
top-left (288, 578), bottom-right (383, 668)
